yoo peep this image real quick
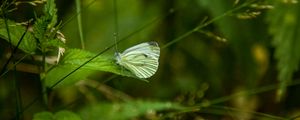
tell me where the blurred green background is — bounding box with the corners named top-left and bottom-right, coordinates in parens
top-left (1, 0), bottom-right (300, 119)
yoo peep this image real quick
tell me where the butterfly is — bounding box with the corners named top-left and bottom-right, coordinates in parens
top-left (115, 41), bottom-right (160, 78)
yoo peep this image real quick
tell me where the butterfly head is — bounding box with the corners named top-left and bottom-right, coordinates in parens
top-left (115, 52), bottom-right (122, 64)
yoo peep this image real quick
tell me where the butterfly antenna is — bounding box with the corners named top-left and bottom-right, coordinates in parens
top-left (113, 0), bottom-right (119, 52)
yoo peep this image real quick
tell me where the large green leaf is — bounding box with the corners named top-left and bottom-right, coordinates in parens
top-left (79, 100), bottom-right (183, 120)
top-left (33, 110), bottom-right (81, 120)
top-left (266, 1), bottom-right (300, 99)
top-left (0, 19), bottom-right (36, 53)
top-left (45, 49), bottom-right (134, 88)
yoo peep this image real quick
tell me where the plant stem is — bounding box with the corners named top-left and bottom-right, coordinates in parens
top-left (76, 0), bottom-right (85, 49)
top-left (41, 48), bottom-right (48, 107)
top-left (13, 58), bottom-right (22, 120)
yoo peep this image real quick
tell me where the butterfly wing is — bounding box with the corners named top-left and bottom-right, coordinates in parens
top-left (117, 42), bottom-right (160, 78)
top-left (120, 54), bottom-right (159, 78)
top-left (122, 41), bottom-right (160, 58)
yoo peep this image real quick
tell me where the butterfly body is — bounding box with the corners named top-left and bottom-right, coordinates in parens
top-left (116, 41), bottom-right (160, 78)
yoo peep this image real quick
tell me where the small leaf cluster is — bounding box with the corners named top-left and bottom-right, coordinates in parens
top-left (33, 0), bottom-right (64, 53)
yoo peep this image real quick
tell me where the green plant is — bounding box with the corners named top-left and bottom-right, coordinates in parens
top-left (1, 0), bottom-right (300, 119)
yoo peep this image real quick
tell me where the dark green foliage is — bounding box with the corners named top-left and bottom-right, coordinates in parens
top-left (33, 0), bottom-right (61, 52)
top-left (33, 15), bottom-right (53, 43)
top-left (33, 110), bottom-right (81, 120)
top-left (267, 1), bottom-right (300, 99)
top-left (42, 38), bottom-right (65, 50)
top-left (2, 0), bottom-right (300, 119)
top-left (198, 0), bottom-right (260, 88)
top-left (79, 100), bottom-right (182, 120)
top-left (44, 0), bottom-right (57, 27)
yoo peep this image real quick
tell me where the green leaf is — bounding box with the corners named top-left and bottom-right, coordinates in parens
top-left (79, 100), bottom-right (183, 120)
top-left (45, 64), bottom-right (95, 88)
top-left (0, 19), bottom-right (37, 53)
top-left (54, 110), bottom-right (82, 120)
top-left (33, 15), bottom-right (52, 43)
top-left (42, 38), bottom-right (66, 51)
top-left (33, 111), bottom-right (53, 120)
top-left (33, 110), bottom-right (81, 120)
top-left (45, 49), bottom-right (134, 88)
top-left (33, 0), bottom-right (58, 47)
top-left (266, 2), bottom-right (300, 99)
top-left (44, 0), bottom-right (57, 28)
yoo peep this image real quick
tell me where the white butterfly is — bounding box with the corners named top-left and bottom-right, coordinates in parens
top-left (115, 41), bottom-right (160, 78)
